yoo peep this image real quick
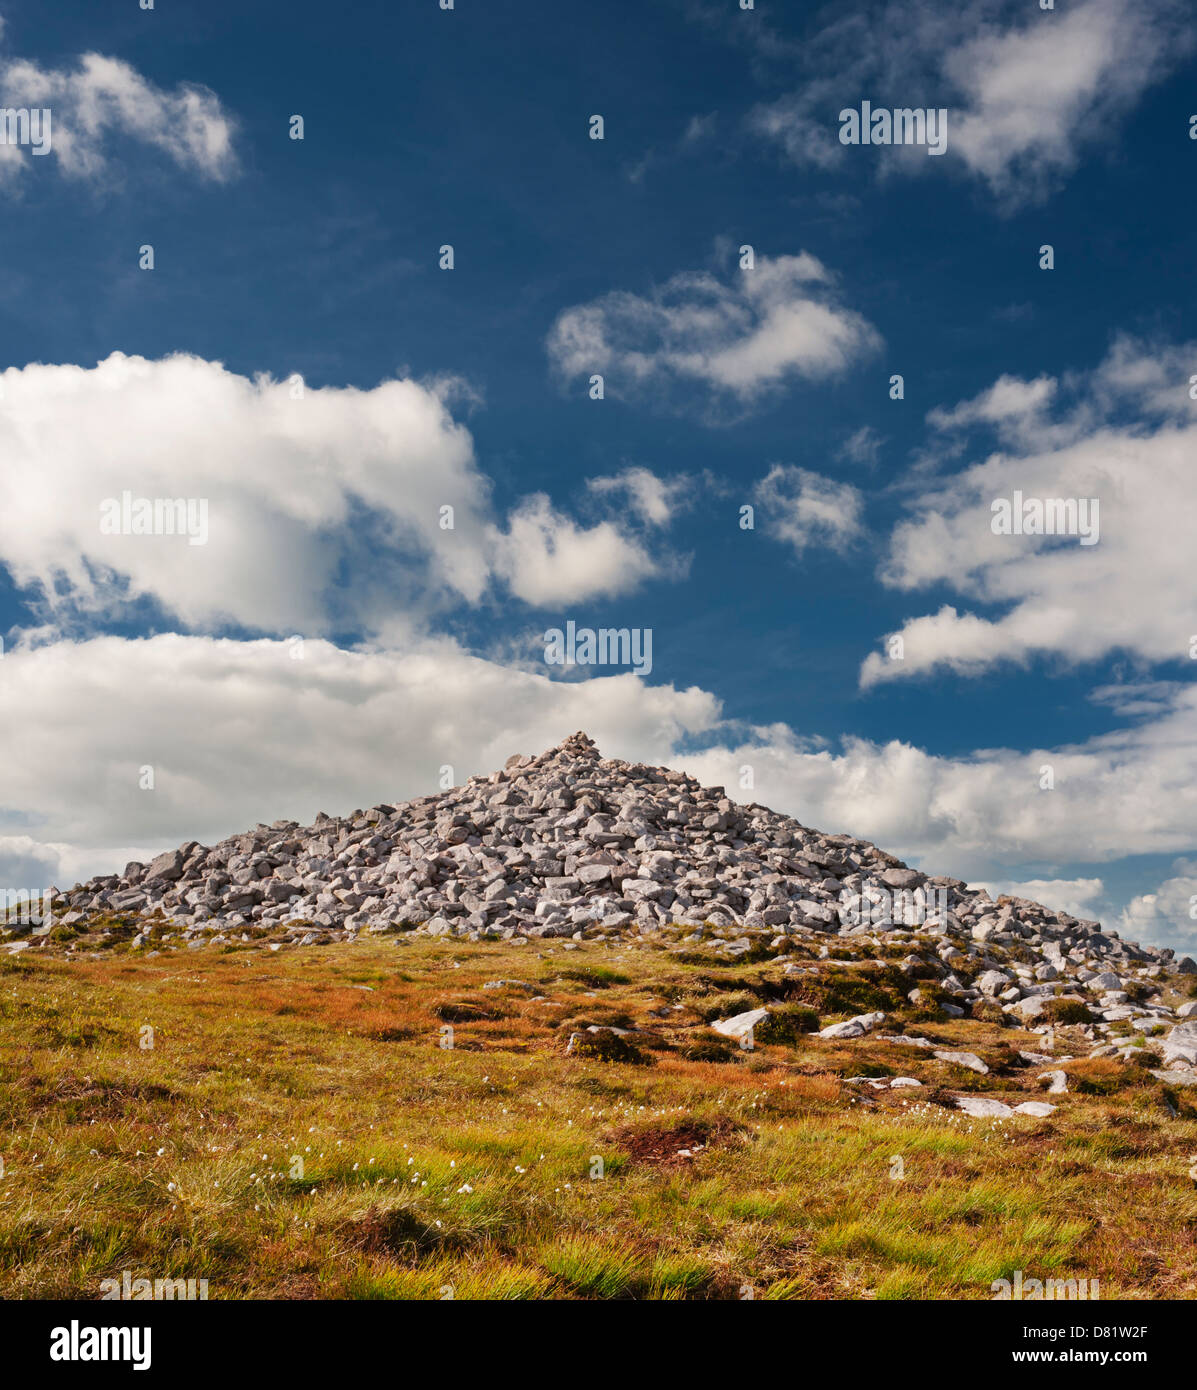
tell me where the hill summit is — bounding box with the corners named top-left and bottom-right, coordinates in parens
top-left (35, 731), bottom-right (1197, 1052)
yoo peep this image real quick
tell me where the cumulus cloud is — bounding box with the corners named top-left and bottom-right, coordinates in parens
top-left (0, 633), bottom-right (720, 882)
top-left (0, 352), bottom-right (492, 632)
top-left (862, 337), bottom-right (1197, 685)
top-left (6, 634), bottom-right (1197, 951)
top-left (748, 0), bottom-right (1191, 208)
top-left (926, 373), bottom-right (1059, 446)
top-left (967, 877), bottom-right (1105, 923)
top-left (1119, 866), bottom-right (1197, 956)
top-left (0, 40), bottom-right (237, 184)
top-left (943, 0), bottom-right (1183, 205)
top-left (676, 683), bottom-right (1197, 879)
top-left (546, 252), bottom-right (880, 416)
top-left (0, 351), bottom-right (671, 634)
top-left (753, 465), bottom-right (864, 557)
top-left (488, 493), bottom-right (665, 606)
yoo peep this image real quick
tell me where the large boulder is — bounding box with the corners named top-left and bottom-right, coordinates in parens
top-left (1160, 1022), bottom-right (1197, 1068)
top-left (143, 849), bottom-right (185, 883)
top-left (710, 1007), bottom-right (770, 1044)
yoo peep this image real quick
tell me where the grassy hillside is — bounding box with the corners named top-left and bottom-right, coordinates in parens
top-left (2, 926), bottom-right (1196, 1299)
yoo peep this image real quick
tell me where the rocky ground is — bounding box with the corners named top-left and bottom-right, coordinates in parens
top-left (8, 731), bottom-right (1197, 1097)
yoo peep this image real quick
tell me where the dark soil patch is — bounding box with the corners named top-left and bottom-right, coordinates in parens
top-left (612, 1117), bottom-right (743, 1167)
top-left (343, 1205), bottom-right (448, 1257)
top-left (24, 1075), bottom-right (179, 1120)
top-left (432, 1000), bottom-right (500, 1023)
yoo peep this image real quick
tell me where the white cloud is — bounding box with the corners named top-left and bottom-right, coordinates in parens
top-left (0, 351), bottom-right (670, 634)
top-left (1089, 336), bottom-right (1197, 421)
top-left (749, 0), bottom-right (1191, 208)
top-left (943, 0), bottom-right (1182, 205)
top-left (547, 252), bottom-right (880, 415)
top-left (0, 45), bottom-right (237, 184)
top-left (967, 877), bottom-right (1105, 923)
top-left (488, 493), bottom-right (665, 606)
top-left (0, 633), bottom-right (720, 881)
top-left (862, 339), bottom-right (1197, 685)
top-left (6, 634), bottom-right (1197, 952)
top-left (753, 465), bottom-right (864, 557)
top-left (587, 467), bottom-right (690, 528)
top-left (840, 426), bottom-right (882, 468)
top-left (676, 683), bottom-right (1197, 878)
top-left (0, 352), bottom-right (492, 632)
top-left (1119, 867), bottom-right (1197, 957)
top-left (926, 373), bottom-right (1059, 446)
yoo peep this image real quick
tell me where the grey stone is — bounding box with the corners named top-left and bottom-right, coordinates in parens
top-left (1160, 1022), bottom-right (1197, 1067)
top-left (934, 1050), bottom-right (989, 1075)
top-left (144, 849), bottom-right (185, 883)
top-left (956, 1096), bottom-right (1013, 1118)
top-left (1013, 1101), bottom-right (1057, 1117)
top-left (710, 1008), bottom-right (769, 1043)
top-left (820, 1010), bottom-right (885, 1040)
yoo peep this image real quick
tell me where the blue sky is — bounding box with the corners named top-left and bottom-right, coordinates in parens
top-left (1, 0), bottom-right (1196, 952)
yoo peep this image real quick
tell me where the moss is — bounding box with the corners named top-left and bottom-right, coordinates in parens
top-left (551, 965), bottom-right (631, 989)
top-left (679, 1035), bottom-right (737, 1062)
top-left (792, 967), bottom-right (903, 1017)
top-left (567, 1029), bottom-right (651, 1065)
top-left (1043, 998), bottom-right (1094, 1025)
top-left (432, 1000), bottom-right (500, 1023)
top-left (689, 991), bottom-right (760, 1023)
top-left (755, 1003), bottom-right (820, 1043)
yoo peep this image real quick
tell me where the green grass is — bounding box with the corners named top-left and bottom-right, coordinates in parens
top-left (1, 933), bottom-right (1195, 1299)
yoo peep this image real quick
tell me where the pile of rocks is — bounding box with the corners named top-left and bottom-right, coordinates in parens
top-left (30, 731), bottom-right (1197, 1064)
top-left (53, 731), bottom-right (924, 941)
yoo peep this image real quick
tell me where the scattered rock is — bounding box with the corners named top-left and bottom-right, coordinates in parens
top-left (934, 1050), bottom-right (989, 1075)
top-left (1161, 1023), bottom-right (1197, 1068)
top-left (956, 1096), bottom-right (1013, 1118)
top-left (819, 1011), bottom-right (885, 1040)
top-left (710, 1008), bottom-right (770, 1045)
